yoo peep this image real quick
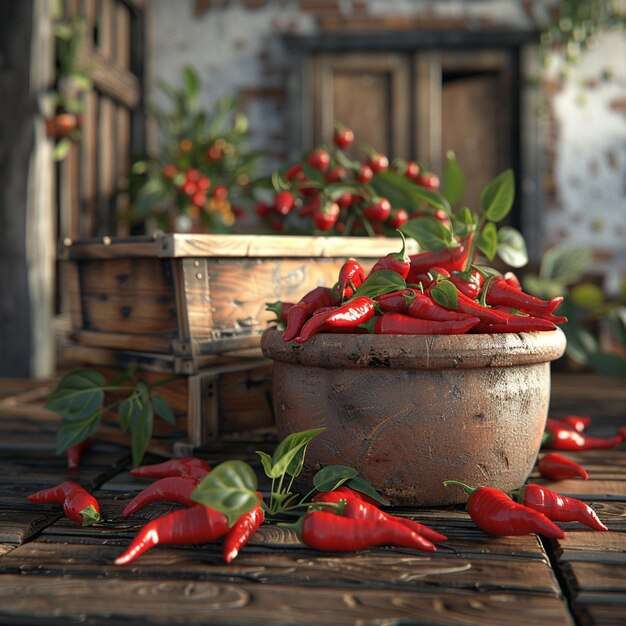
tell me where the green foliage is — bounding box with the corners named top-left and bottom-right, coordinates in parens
top-left (46, 368), bottom-right (180, 466)
top-left (124, 65), bottom-right (264, 233)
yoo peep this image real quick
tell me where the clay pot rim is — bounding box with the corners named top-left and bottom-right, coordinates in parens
top-left (261, 327), bottom-right (566, 371)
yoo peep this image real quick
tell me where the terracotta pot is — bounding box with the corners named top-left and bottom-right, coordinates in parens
top-left (261, 328), bottom-right (567, 506)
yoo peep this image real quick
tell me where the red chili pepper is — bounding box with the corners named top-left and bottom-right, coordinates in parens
top-left (27, 481), bottom-right (101, 526)
top-left (65, 438), bottom-right (93, 472)
top-left (543, 418), bottom-right (624, 451)
top-left (449, 269), bottom-right (485, 300)
top-left (485, 276), bottom-right (563, 317)
top-left (300, 510), bottom-right (436, 552)
top-left (407, 291), bottom-right (480, 323)
top-left (282, 286), bottom-right (338, 341)
top-left (295, 296), bottom-right (376, 343)
top-left (560, 415), bottom-right (592, 433)
top-left (443, 481), bottom-right (565, 538)
top-left (374, 288), bottom-right (416, 314)
top-left (503, 271), bottom-right (522, 290)
top-left (406, 233), bottom-right (475, 282)
top-left (121, 476), bottom-right (200, 517)
top-left (312, 489), bottom-right (447, 544)
top-left (428, 282), bottom-right (509, 325)
top-left (536, 452), bottom-right (589, 481)
top-left (114, 504), bottom-right (229, 565)
top-left (223, 497), bottom-right (265, 564)
top-left (365, 312), bottom-right (480, 335)
top-left (472, 314), bottom-right (558, 334)
top-left (265, 301), bottom-right (294, 325)
top-left (130, 457), bottom-right (211, 480)
top-left (517, 484), bottom-right (607, 531)
top-left (368, 232), bottom-right (411, 280)
top-left (337, 258), bottom-right (366, 300)
top-left (491, 306), bottom-right (568, 326)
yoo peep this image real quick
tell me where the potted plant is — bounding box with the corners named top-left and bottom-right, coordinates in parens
top-left (261, 165), bottom-right (568, 506)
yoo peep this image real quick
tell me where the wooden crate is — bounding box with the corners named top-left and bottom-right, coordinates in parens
top-left (61, 233), bottom-right (412, 372)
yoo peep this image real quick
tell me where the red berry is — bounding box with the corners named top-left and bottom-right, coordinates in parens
top-left (273, 191), bottom-right (295, 216)
top-left (415, 172), bottom-right (440, 190)
top-left (182, 180), bottom-right (197, 197)
top-left (367, 153), bottom-right (389, 173)
top-left (285, 163), bottom-right (304, 182)
top-left (389, 208), bottom-right (409, 229)
top-left (362, 197), bottom-right (391, 222)
top-left (163, 164), bottom-right (177, 178)
top-left (185, 168), bottom-right (201, 182)
top-left (307, 149), bottom-right (330, 172)
top-left (337, 191), bottom-right (353, 209)
top-left (404, 161), bottom-right (420, 179)
top-left (213, 184), bottom-right (228, 200)
top-left (300, 194), bottom-right (321, 217)
top-left (197, 176), bottom-right (211, 191)
top-left (191, 192), bottom-right (206, 207)
top-left (313, 201), bottom-right (340, 232)
top-left (255, 202), bottom-right (271, 218)
top-left (206, 146), bottom-right (222, 160)
top-left (333, 127), bottom-right (354, 150)
top-left (325, 166), bottom-right (347, 183)
top-left (357, 164), bottom-right (374, 184)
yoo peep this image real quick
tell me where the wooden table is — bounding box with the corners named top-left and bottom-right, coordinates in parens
top-left (0, 372), bottom-right (624, 625)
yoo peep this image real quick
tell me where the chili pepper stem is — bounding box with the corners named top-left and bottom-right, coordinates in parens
top-left (80, 504), bottom-right (101, 527)
top-left (442, 480), bottom-right (476, 496)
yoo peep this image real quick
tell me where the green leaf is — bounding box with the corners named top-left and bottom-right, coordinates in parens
top-left (182, 66), bottom-right (200, 108)
top-left (570, 283), bottom-right (606, 309)
top-left (372, 170), bottom-right (452, 215)
top-left (117, 396), bottom-right (136, 433)
top-left (256, 450), bottom-right (275, 478)
top-left (45, 369), bottom-right (105, 421)
top-left (349, 270), bottom-right (406, 301)
top-left (478, 221), bottom-right (498, 261)
top-left (347, 476), bottom-right (391, 506)
top-left (496, 226), bottom-right (528, 268)
top-left (562, 321), bottom-right (598, 364)
top-left (129, 385), bottom-right (153, 467)
top-left (522, 275), bottom-right (567, 300)
top-left (401, 216), bottom-right (455, 252)
top-left (587, 351), bottom-right (626, 378)
top-left (55, 411), bottom-right (102, 455)
top-left (313, 465), bottom-right (358, 492)
top-left (430, 280), bottom-right (458, 311)
top-left (480, 169), bottom-right (515, 222)
top-left (53, 137), bottom-right (72, 161)
top-left (442, 151), bottom-right (465, 205)
top-left (271, 428), bottom-right (326, 479)
top-left (191, 460), bottom-right (259, 527)
top-left (151, 392), bottom-right (176, 425)
top-left (539, 246), bottom-right (593, 284)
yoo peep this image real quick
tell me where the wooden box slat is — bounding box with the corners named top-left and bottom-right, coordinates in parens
top-left (61, 233), bottom-right (411, 360)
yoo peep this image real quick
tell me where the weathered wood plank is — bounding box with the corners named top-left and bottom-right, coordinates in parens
top-left (572, 599), bottom-right (626, 626)
top-left (0, 574), bottom-right (574, 626)
top-left (556, 530), bottom-right (626, 563)
top-left (560, 560), bottom-right (626, 594)
top-left (2, 538), bottom-right (561, 596)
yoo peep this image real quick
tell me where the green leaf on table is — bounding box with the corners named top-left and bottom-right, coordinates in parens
top-left (191, 460), bottom-right (259, 527)
top-left (480, 169), bottom-right (514, 222)
top-left (442, 151), bottom-right (465, 205)
top-left (347, 476), bottom-right (391, 506)
top-left (496, 225), bottom-right (528, 268)
top-left (430, 280), bottom-right (458, 311)
top-left (270, 428), bottom-right (326, 479)
top-left (349, 270), bottom-right (406, 301)
top-left (477, 221), bottom-right (498, 261)
top-left (401, 216), bottom-right (455, 252)
top-left (313, 465), bottom-right (358, 492)
top-left (373, 170), bottom-right (452, 215)
top-left (256, 450), bottom-right (275, 478)
top-left (45, 369), bottom-right (105, 421)
top-left (151, 391), bottom-right (176, 425)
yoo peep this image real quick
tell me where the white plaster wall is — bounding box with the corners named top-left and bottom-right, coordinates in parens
top-left (544, 31), bottom-right (626, 289)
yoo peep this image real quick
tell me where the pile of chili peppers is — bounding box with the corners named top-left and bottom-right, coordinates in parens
top-left (269, 233), bottom-right (568, 343)
top-left (114, 457), bottom-right (266, 565)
